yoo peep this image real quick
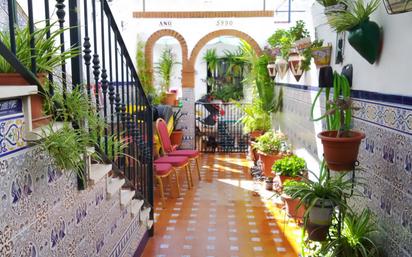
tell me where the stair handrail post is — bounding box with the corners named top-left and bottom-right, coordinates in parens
top-left (69, 0), bottom-right (84, 88)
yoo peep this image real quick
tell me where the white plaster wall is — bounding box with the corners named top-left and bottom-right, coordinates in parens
top-left (275, 2), bottom-right (412, 97)
top-left (136, 0), bottom-right (279, 12)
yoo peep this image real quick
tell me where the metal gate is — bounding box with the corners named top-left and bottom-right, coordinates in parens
top-left (195, 102), bottom-right (249, 153)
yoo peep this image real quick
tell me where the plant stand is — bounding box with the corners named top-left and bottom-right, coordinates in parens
top-left (325, 160), bottom-right (359, 241)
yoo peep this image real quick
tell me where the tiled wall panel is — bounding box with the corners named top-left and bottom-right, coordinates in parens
top-left (279, 86), bottom-right (412, 257)
top-left (0, 148), bottom-right (146, 257)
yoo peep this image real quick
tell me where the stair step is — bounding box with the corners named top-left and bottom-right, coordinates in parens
top-left (147, 220), bottom-right (154, 229)
top-left (107, 177), bottom-right (125, 197)
top-left (131, 199), bottom-right (144, 217)
top-left (26, 122), bottom-right (66, 140)
top-left (120, 189), bottom-right (135, 207)
top-left (89, 164), bottom-right (112, 184)
top-left (140, 207), bottom-right (151, 222)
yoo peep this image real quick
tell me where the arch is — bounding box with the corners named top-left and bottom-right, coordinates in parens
top-left (145, 29), bottom-right (189, 87)
top-left (186, 29), bottom-right (263, 87)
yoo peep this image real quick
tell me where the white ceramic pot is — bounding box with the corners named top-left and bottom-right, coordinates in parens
top-left (275, 56), bottom-right (289, 79)
top-left (309, 199), bottom-right (334, 226)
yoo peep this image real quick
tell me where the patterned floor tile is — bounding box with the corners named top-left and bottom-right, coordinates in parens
top-left (142, 154), bottom-right (301, 257)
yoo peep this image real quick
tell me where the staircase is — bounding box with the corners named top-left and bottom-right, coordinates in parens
top-left (0, 0), bottom-right (154, 236)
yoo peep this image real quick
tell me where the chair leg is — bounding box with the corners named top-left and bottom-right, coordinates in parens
top-left (195, 158), bottom-right (201, 181)
top-left (184, 166), bottom-right (192, 189)
top-left (156, 176), bottom-right (165, 206)
top-left (174, 170), bottom-right (181, 197)
top-left (187, 163), bottom-right (194, 188)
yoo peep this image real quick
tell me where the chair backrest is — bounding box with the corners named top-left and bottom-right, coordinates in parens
top-left (156, 118), bottom-right (173, 154)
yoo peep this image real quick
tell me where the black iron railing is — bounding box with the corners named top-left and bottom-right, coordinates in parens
top-left (1, 0), bottom-right (153, 227)
top-left (195, 102), bottom-right (249, 153)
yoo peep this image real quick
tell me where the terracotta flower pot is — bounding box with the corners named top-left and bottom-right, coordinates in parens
top-left (249, 130), bottom-right (264, 140)
top-left (163, 92), bottom-right (177, 106)
top-left (288, 52), bottom-right (304, 82)
top-left (282, 194), bottom-right (305, 219)
top-left (170, 130), bottom-right (183, 147)
top-left (306, 222), bottom-right (331, 241)
top-left (0, 73), bottom-right (51, 129)
top-left (258, 151), bottom-right (283, 177)
top-left (312, 46), bottom-right (332, 68)
top-left (318, 130), bottom-right (365, 171)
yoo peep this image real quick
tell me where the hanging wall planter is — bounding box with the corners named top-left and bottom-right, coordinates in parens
top-left (275, 56), bottom-right (289, 79)
top-left (383, 0), bottom-right (412, 14)
top-left (294, 37), bottom-right (312, 50)
top-left (324, 3), bottom-right (347, 16)
top-left (348, 19), bottom-right (381, 64)
top-left (288, 53), bottom-right (304, 82)
top-left (267, 62), bottom-right (277, 79)
top-left (312, 45), bottom-right (332, 68)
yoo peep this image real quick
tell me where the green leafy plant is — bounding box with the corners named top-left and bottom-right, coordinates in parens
top-left (272, 155), bottom-right (306, 177)
top-left (96, 134), bottom-right (129, 162)
top-left (289, 20), bottom-right (310, 41)
top-left (239, 41), bottom-right (283, 113)
top-left (283, 169), bottom-right (355, 216)
top-left (211, 84), bottom-right (243, 102)
top-left (238, 100), bottom-right (271, 133)
top-left (267, 29), bottom-right (293, 59)
top-left (135, 39), bottom-right (155, 97)
top-left (310, 72), bottom-right (355, 136)
top-left (0, 21), bottom-right (79, 75)
top-left (301, 40), bottom-right (324, 71)
top-left (203, 48), bottom-right (219, 73)
top-left (155, 48), bottom-right (179, 92)
top-left (253, 130), bottom-right (287, 154)
top-left (172, 108), bottom-right (184, 131)
top-left (316, 0), bottom-right (342, 7)
top-left (320, 209), bottom-right (380, 257)
top-left (35, 123), bottom-right (90, 182)
top-left (327, 0), bottom-right (381, 32)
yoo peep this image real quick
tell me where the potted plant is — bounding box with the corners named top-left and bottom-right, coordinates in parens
top-left (311, 71), bottom-right (365, 171)
top-left (0, 22), bottom-right (79, 128)
top-left (288, 51), bottom-right (304, 82)
top-left (316, 0), bottom-right (347, 16)
top-left (283, 169), bottom-right (354, 241)
top-left (289, 20), bottom-right (311, 50)
top-left (265, 176), bottom-right (274, 191)
top-left (281, 181), bottom-right (306, 220)
top-left (319, 209), bottom-right (380, 256)
top-left (253, 130), bottom-right (287, 177)
top-left (327, 0), bottom-right (381, 64)
top-left (170, 109), bottom-right (184, 147)
top-left (310, 40), bottom-right (332, 69)
top-left (155, 48), bottom-right (179, 105)
top-left (272, 155), bottom-right (306, 187)
top-left (267, 29), bottom-right (292, 79)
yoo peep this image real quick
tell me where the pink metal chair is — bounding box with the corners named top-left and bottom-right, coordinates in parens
top-left (154, 163), bottom-right (180, 205)
top-left (154, 155), bottom-right (192, 189)
top-left (156, 118), bottom-right (201, 185)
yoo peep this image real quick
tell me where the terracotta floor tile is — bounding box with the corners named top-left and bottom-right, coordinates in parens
top-left (142, 153), bottom-right (301, 257)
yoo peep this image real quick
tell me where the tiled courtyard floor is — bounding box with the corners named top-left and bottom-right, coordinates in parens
top-left (142, 153), bottom-right (302, 257)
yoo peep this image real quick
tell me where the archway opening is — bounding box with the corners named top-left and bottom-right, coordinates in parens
top-left (194, 36), bottom-right (245, 101)
top-left (152, 36), bottom-right (183, 98)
